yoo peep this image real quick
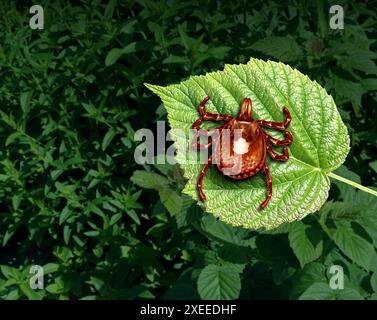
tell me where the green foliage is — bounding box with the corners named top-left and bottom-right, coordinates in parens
top-left (288, 222), bottom-right (323, 268)
top-left (252, 36), bottom-right (304, 62)
top-left (299, 283), bottom-right (364, 300)
top-left (197, 264), bottom-right (242, 300)
top-left (0, 0), bottom-right (377, 300)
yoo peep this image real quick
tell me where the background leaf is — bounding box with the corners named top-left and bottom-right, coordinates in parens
top-left (333, 221), bottom-right (377, 272)
top-left (252, 36), bottom-right (304, 62)
top-left (288, 222), bottom-right (322, 268)
top-left (197, 264), bottom-right (241, 300)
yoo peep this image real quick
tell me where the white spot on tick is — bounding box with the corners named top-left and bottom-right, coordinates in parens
top-left (234, 137), bottom-right (249, 154)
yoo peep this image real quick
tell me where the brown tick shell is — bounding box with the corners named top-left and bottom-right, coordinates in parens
top-left (214, 119), bottom-right (266, 179)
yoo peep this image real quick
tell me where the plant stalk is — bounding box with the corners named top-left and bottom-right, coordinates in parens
top-left (327, 172), bottom-right (377, 197)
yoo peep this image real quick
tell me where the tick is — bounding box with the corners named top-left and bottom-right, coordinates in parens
top-left (191, 96), bottom-right (293, 209)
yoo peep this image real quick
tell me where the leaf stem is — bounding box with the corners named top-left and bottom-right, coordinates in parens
top-left (327, 172), bottom-right (377, 197)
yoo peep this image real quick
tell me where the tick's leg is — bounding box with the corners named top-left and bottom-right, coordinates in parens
top-left (263, 130), bottom-right (293, 146)
top-left (198, 96), bottom-right (233, 121)
top-left (259, 162), bottom-right (272, 209)
top-left (257, 107), bottom-right (291, 129)
top-left (191, 117), bottom-right (204, 131)
top-left (198, 155), bottom-right (213, 201)
top-left (191, 121), bottom-right (227, 150)
top-left (191, 96), bottom-right (233, 131)
top-left (191, 118), bottom-right (213, 149)
top-left (266, 144), bottom-right (289, 161)
top-left (192, 130), bottom-right (213, 150)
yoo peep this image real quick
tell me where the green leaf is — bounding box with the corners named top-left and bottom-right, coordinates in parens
top-left (163, 55), bottom-right (189, 65)
top-left (102, 128), bottom-right (116, 151)
top-left (369, 161), bottom-right (377, 174)
top-left (333, 221), bottom-right (377, 272)
top-left (20, 90), bottom-right (33, 114)
top-left (109, 213), bottom-right (123, 226)
top-left (288, 221), bottom-right (322, 268)
top-left (200, 215), bottom-right (255, 247)
top-left (158, 187), bottom-right (195, 227)
top-left (335, 288), bottom-right (365, 300)
top-left (164, 268), bottom-right (200, 299)
top-left (332, 75), bottom-right (366, 111)
top-left (299, 283), bottom-right (364, 300)
top-left (5, 132), bottom-right (23, 146)
top-left (299, 283), bottom-right (336, 300)
top-left (146, 58), bottom-right (350, 230)
top-left (105, 43), bottom-right (137, 66)
top-left (175, 202), bottom-right (201, 228)
top-left (159, 187), bottom-right (183, 216)
top-left (2, 224), bottom-right (17, 246)
top-left (362, 79), bottom-right (377, 91)
top-left (252, 36), bottom-right (304, 62)
top-left (63, 225), bottom-right (72, 245)
top-left (130, 170), bottom-right (170, 190)
top-left (291, 262), bottom-right (327, 298)
top-left (43, 263), bottom-right (59, 274)
top-left (5, 289), bottom-right (20, 300)
top-left (104, 0), bottom-right (117, 18)
top-left (0, 265), bottom-right (21, 280)
top-left (125, 209), bottom-right (140, 225)
top-left (45, 283), bottom-right (62, 294)
top-left (342, 49), bottom-right (377, 75)
top-left (197, 264), bottom-right (241, 300)
top-left (329, 184), bottom-right (377, 249)
top-left (59, 206), bottom-right (72, 225)
top-left (20, 283), bottom-right (42, 300)
top-left (370, 273), bottom-right (377, 293)
top-left (332, 166), bottom-right (361, 201)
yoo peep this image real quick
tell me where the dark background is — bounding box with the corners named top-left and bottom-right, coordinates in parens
top-left (0, 0), bottom-right (376, 299)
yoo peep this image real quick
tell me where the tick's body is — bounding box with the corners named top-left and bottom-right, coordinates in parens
top-left (191, 96), bottom-right (293, 209)
top-left (214, 119), bottom-right (266, 180)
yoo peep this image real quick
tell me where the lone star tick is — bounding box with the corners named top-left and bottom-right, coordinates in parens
top-left (191, 96), bottom-right (293, 209)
